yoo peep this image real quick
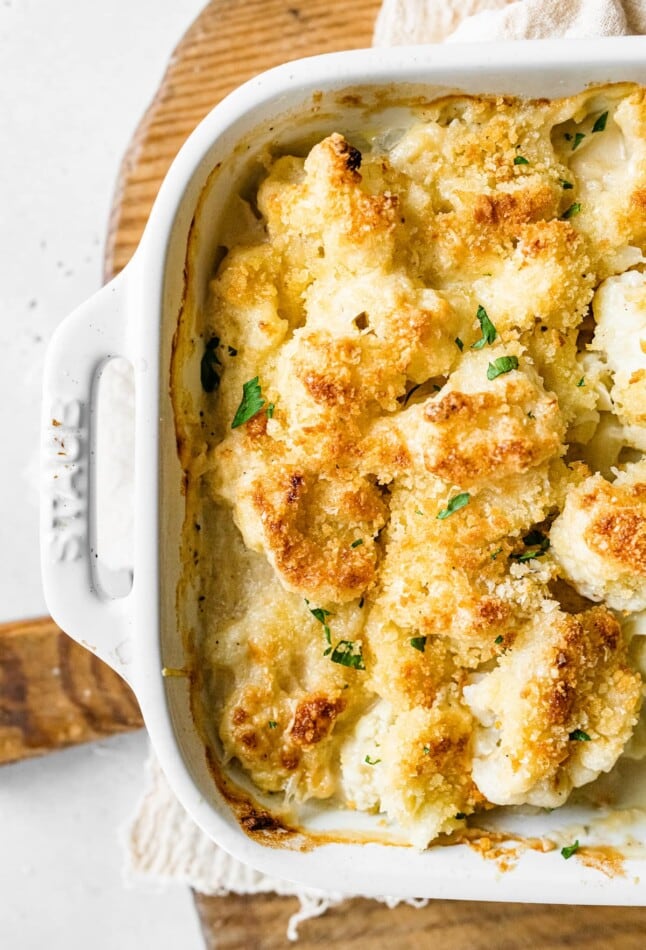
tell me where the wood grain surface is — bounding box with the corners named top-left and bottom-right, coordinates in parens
top-left (195, 891), bottom-right (646, 950)
top-left (27, 0), bottom-right (646, 945)
top-left (0, 616), bottom-right (142, 764)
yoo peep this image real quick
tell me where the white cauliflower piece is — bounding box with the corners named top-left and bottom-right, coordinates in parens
top-left (341, 694), bottom-right (482, 848)
top-left (464, 607), bottom-right (642, 807)
top-left (550, 461), bottom-right (646, 611)
top-left (591, 270), bottom-right (646, 427)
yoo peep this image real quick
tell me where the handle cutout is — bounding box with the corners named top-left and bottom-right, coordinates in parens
top-left (91, 356), bottom-right (135, 600)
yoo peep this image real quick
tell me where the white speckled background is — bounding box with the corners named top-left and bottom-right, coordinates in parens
top-left (0, 2), bottom-right (206, 946)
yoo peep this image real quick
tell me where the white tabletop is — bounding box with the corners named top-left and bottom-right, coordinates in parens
top-left (1, 2), bottom-right (209, 946)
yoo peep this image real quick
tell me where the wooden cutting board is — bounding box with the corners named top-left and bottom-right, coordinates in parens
top-left (4, 0), bottom-right (645, 945)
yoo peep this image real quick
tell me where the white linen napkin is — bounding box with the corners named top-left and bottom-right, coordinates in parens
top-left (121, 0), bottom-right (645, 939)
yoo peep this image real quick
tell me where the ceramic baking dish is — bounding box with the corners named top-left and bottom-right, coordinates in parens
top-left (41, 37), bottom-right (646, 902)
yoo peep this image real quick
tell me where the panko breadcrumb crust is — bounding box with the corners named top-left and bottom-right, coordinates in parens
top-left (181, 84), bottom-right (646, 848)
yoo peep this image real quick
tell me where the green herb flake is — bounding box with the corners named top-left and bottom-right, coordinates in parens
top-left (491, 547), bottom-right (503, 560)
top-left (415, 508), bottom-right (424, 516)
top-left (592, 111), bottom-right (608, 133)
top-left (495, 635), bottom-right (504, 645)
top-left (455, 336), bottom-right (464, 351)
top-left (330, 640), bottom-right (365, 670)
top-left (561, 840), bottom-right (580, 860)
top-left (365, 755), bottom-right (381, 766)
top-left (410, 636), bottom-right (427, 653)
top-left (403, 383), bottom-right (422, 406)
top-left (576, 377), bottom-right (585, 387)
top-left (423, 745), bottom-right (431, 755)
top-left (561, 202), bottom-right (582, 220)
top-left (510, 529), bottom-right (550, 562)
top-left (487, 356), bottom-right (519, 380)
top-left (471, 305), bottom-right (497, 350)
top-left (351, 538), bottom-right (364, 549)
top-left (569, 729), bottom-right (591, 742)
top-left (201, 336), bottom-right (221, 393)
top-left (560, 179), bottom-right (574, 190)
top-left (266, 402), bottom-right (275, 419)
top-left (309, 606), bottom-right (331, 625)
top-left (437, 492), bottom-right (471, 521)
top-left (308, 604), bottom-right (332, 651)
top-left (231, 376), bottom-right (265, 428)
top-left (572, 132), bottom-right (586, 151)
top-left (514, 155), bottom-right (529, 165)
top-left (268, 720), bottom-right (278, 729)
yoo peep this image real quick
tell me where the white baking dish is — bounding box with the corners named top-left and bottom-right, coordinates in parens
top-left (41, 37), bottom-right (646, 902)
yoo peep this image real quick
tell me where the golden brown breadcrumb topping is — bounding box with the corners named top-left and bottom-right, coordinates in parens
top-left (176, 84), bottom-right (646, 847)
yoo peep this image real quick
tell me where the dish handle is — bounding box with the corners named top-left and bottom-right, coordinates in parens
top-left (40, 269), bottom-right (135, 683)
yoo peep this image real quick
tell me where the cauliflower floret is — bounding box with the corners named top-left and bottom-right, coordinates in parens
top-left (550, 461), bottom-right (646, 611)
top-left (464, 606), bottom-right (642, 807)
top-left (556, 87), bottom-right (646, 275)
top-left (341, 695), bottom-right (482, 848)
top-left (591, 269), bottom-right (646, 427)
top-left (361, 345), bottom-right (564, 487)
top-left (214, 455), bottom-right (387, 604)
top-left (373, 465), bottom-right (572, 668)
top-left (465, 220), bottom-right (594, 337)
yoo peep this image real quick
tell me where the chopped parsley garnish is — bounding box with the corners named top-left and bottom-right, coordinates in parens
top-left (495, 635), bottom-right (504, 645)
top-left (455, 336), bottom-right (464, 351)
top-left (491, 547), bottom-right (502, 560)
top-left (487, 355), bottom-right (518, 380)
top-left (231, 376), bottom-right (265, 428)
top-left (561, 840), bottom-right (580, 860)
top-left (592, 111), bottom-right (608, 133)
top-left (523, 529), bottom-right (549, 548)
top-left (403, 383), bottom-right (422, 406)
top-left (266, 402), bottom-right (275, 418)
top-left (307, 603), bottom-right (332, 652)
top-left (365, 755), bottom-right (381, 766)
top-left (351, 538), bottom-right (364, 548)
top-left (437, 492), bottom-right (471, 520)
top-left (268, 720), bottom-right (278, 729)
top-left (410, 636), bottom-right (427, 653)
top-left (561, 202), bottom-right (582, 220)
top-left (510, 529), bottom-right (550, 562)
top-left (423, 745), bottom-right (431, 755)
top-left (227, 345), bottom-right (238, 356)
top-left (330, 640), bottom-right (365, 670)
top-left (514, 155), bottom-right (529, 165)
top-left (572, 132), bottom-right (586, 151)
top-left (415, 508), bottom-right (424, 516)
top-left (472, 305), bottom-right (497, 350)
top-left (309, 606), bottom-right (331, 625)
top-left (560, 179), bottom-right (574, 190)
top-left (576, 377), bottom-right (585, 387)
top-left (569, 729), bottom-right (591, 742)
top-left (201, 337), bottom-right (221, 393)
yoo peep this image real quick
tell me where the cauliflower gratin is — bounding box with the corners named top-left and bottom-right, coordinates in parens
top-left (175, 83), bottom-right (646, 849)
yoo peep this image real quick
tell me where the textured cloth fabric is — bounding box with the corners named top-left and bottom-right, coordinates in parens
top-left (124, 0), bottom-right (646, 939)
top-left (374, 0), bottom-right (646, 45)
